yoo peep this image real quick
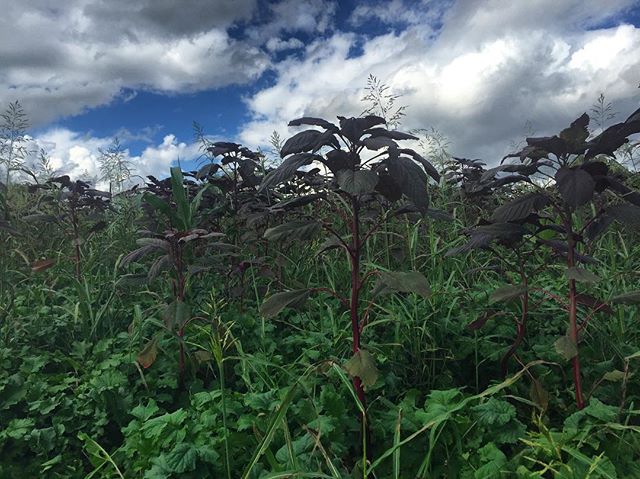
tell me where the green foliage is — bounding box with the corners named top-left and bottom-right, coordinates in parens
top-left (1, 99), bottom-right (640, 479)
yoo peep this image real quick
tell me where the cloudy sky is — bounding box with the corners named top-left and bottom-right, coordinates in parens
top-left (2, 0), bottom-right (640, 183)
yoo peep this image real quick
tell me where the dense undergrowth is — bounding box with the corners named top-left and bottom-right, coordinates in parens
top-left (1, 107), bottom-right (640, 478)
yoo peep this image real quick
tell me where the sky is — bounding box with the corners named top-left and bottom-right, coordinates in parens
top-left (2, 0), bottom-right (640, 186)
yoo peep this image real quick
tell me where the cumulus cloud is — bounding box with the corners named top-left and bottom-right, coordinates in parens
top-left (26, 128), bottom-right (200, 188)
top-left (0, 0), bottom-right (268, 126)
top-left (240, 0), bottom-right (640, 164)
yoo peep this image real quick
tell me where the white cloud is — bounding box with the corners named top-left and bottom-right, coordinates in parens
top-left (26, 128), bottom-right (200, 188)
top-left (0, 0), bottom-right (268, 126)
top-left (239, 0), bottom-right (640, 164)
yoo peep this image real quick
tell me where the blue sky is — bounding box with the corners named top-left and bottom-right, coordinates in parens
top-left (2, 0), bottom-right (640, 185)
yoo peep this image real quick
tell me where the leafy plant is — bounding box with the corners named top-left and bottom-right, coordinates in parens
top-left (121, 167), bottom-right (225, 386)
top-left (258, 113), bottom-right (440, 455)
top-left (450, 107), bottom-right (640, 408)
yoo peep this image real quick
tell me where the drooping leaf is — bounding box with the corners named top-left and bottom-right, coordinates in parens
top-left (137, 337), bottom-right (159, 369)
top-left (386, 156), bottom-right (429, 212)
top-left (336, 169), bottom-right (379, 196)
top-left (375, 271), bottom-right (431, 298)
top-left (491, 193), bottom-right (548, 223)
top-left (280, 130), bottom-right (323, 156)
top-left (143, 192), bottom-right (177, 225)
top-left (270, 193), bottom-right (324, 211)
top-left (530, 379), bottom-right (549, 412)
top-left (555, 167), bottom-right (595, 208)
top-left (585, 116), bottom-right (640, 159)
top-left (344, 349), bottom-right (379, 389)
top-left (467, 313), bottom-right (492, 330)
top-left (490, 284), bottom-right (527, 303)
top-left (260, 289), bottom-right (310, 318)
top-left (554, 336), bottom-right (578, 361)
top-left (31, 259), bottom-right (55, 272)
top-left (147, 255), bottom-right (170, 282)
top-left (263, 221), bottom-right (321, 242)
top-left (399, 148), bottom-right (441, 182)
top-left (607, 203), bottom-right (640, 229)
top-left (610, 290), bottom-right (640, 304)
top-left (575, 294), bottom-right (612, 314)
top-left (259, 153), bottom-right (319, 191)
top-left (603, 370), bottom-right (626, 382)
top-left (22, 213), bottom-right (58, 223)
top-left (565, 266), bottom-right (600, 283)
top-left (162, 300), bottom-right (191, 331)
top-left (120, 244), bottom-right (162, 267)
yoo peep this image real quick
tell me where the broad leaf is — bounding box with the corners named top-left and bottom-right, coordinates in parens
top-left (554, 336), bottom-right (578, 361)
top-left (280, 130), bottom-right (323, 156)
top-left (490, 284), bottom-right (527, 303)
top-left (263, 221), bottom-right (321, 242)
top-left (137, 337), bottom-right (159, 369)
top-left (363, 136), bottom-right (397, 151)
top-left (386, 156), bottom-right (429, 212)
top-left (338, 115), bottom-right (385, 142)
top-left (344, 349), bottom-right (379, 389)
top-left (555, 167), bottom-right (595, 208)
top-left (399, 148), bottom-right (441, 182)
top-left (607, 203), bottom-right (640, 228)
top-left (260, 289), bottom-right (310, 318)
top-left (259, 153), bottom-right (319, 191)
top-left (336, 169), bottom-right (379, 196)
top-left (565, 266), bottom-right (600, 283)
top-left (491, 193), bottom-right (547, 223)
top-left (375, 271), bottom-right (431, 298)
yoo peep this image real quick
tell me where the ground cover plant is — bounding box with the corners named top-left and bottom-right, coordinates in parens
top-left (0, 96), bottom-right (639, 478)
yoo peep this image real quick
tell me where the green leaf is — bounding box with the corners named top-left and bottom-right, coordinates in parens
top-left (565, 266), bottom-right (600, 283)
top-left (610, 290), bottom-right (640, 304)
top-left (143, 192), bottom-right (177, 226)
top-left (170, 167), bottom-right (190, 230)
top-left (603, 370), bottom-right (626, 382)
top-left (344, 349), bottom-right (379, 389)
top-left (164, 443), bottom-right (197, 473)
top-left (263, 221), bottom-right (321, 242)
top-left (336, 169), bottom-right (379, 196)
top-left (260, 290), bottom-right (310, 318)
top-left (375, 271), bottom-right (431, 298)
top-left (489, 284), bottom-right (527, 303)
top-left (554, 336), bottom-right (578, 361)
top-left (162, 300), bottom-right (191, 331)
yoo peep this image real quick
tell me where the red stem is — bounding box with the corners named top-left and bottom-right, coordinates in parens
top-left (349, 196), bottom-right (371, 457)
top-left (565, 213), bottom-right (585, 410)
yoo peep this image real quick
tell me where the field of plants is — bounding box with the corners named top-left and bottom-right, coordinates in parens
top-left (1, 97), bottom-right (640, 478)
